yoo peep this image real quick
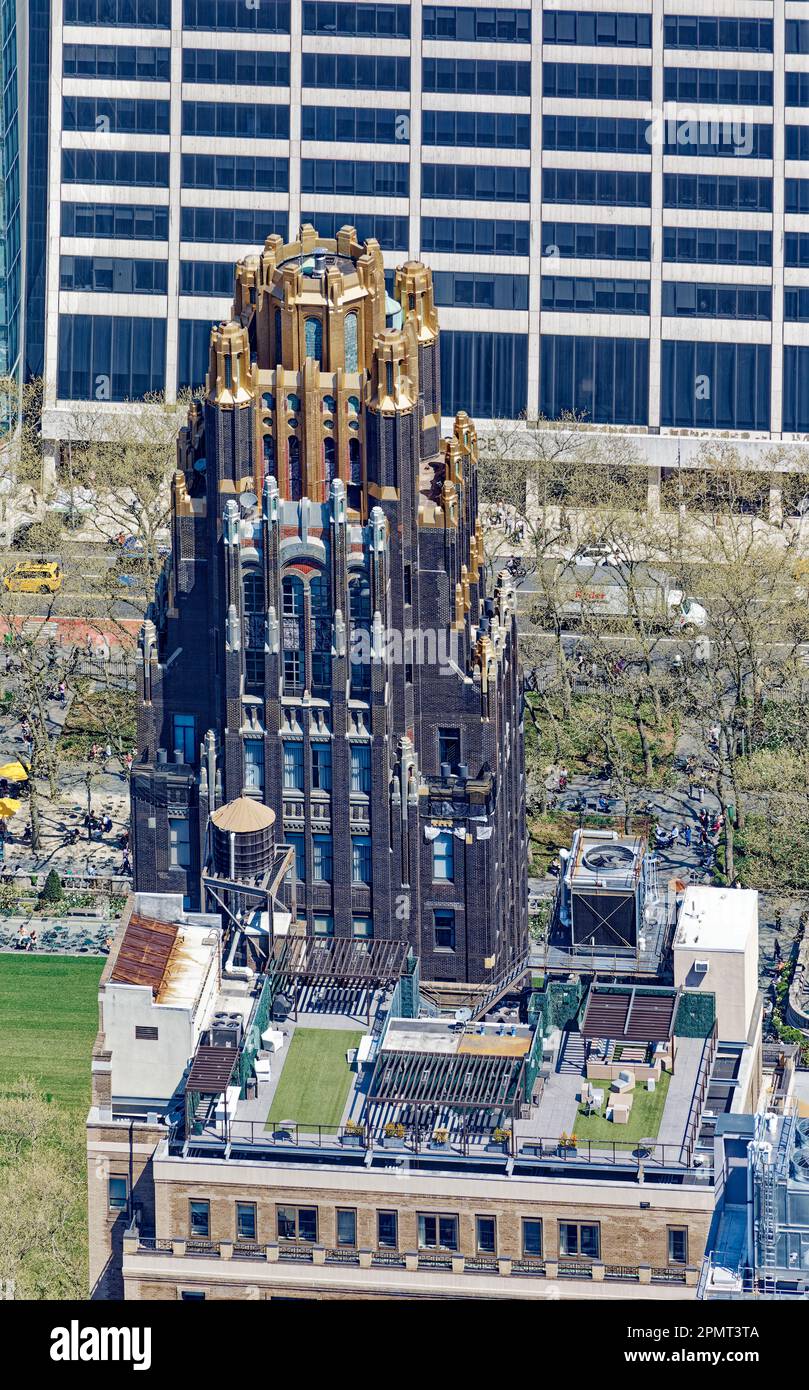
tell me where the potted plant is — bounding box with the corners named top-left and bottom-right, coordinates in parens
top-left (558, 1131), bottom-right (578, 1156)
top-left (341, 1119), bottom-right (365, 1147)
top-left (491, 1126), bottom-right (512, 1151)
top-left (383, 1120), bottom-right (406, 1146)
top-left (431, 1126), bottom-right (450, 1148)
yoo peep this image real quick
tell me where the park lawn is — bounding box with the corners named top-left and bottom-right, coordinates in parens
top-left (571, 1068), bottom-right (672, 1145)
top-left (267, 1026), bottom-right (362, 1130)
top-left (0, 954), bottom-right (104, 1111)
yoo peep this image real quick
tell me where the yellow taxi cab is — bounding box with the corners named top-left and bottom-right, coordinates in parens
top-left (2, 560), bottom-right (63, 594)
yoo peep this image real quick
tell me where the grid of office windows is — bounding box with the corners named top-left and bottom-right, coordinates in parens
top-left (302, 108), bottom-right (409, 145)
top-left (182, 49), bottom-right (290, 86)
top-left (65, 0), bottom-right (171, 23)
top-left (542, 277), bottom-right (650, 315)
top-left (440, 331), bottom-right (528, 420)
top-left (301, 212), bottom-right (408, 250)
top-left (174, 319), bottom-right (209, 391)
top-left (662, 282), bottom-right (771, 321)
top-left (303, 2), bottom-right (409, 37)
top-left (183, 0), bottom-right (290, 29)
top-left (182, 103), bottom-right (289, 139)
top-left (302, 160), bottom-right (407, 198)
top-left (787, 21), bottom-right (809, 54)
top-left (58, 315), bottom-right (166, 401)
top-left (543, 11), bottom-right (651, 47)
top-left (541, 222), bottom-right (650, 262)
top-left (63, 46), bottom-right (171, 80)
top-left (302, 54), bottom-right (409, 90)
top-left (433, 271), bottom-right (528, 311)
top-left (422, 111), bottom-right (530, 150)
top-left (540, 335), bottom-right (649, 425)
top-left (664, 175), bottom-right (772, 212)
top-left (542, 116), bottom-right (651, 154)
top-left (542, 169), bottom-right (651, 207)
top-left (423, 59), bottom-right (530, 96)
top-left (63, 98), bottom-right (170, 135)
top-left (784, 289), bottom-right (809, 323)
top-left (62, 150), bottom-right (170, 187)
top-left (60, 256), bottom-right (168, 295)
top-left (663, 228), bottom-right (772, 267)
top-left (664, 17), bottom-right (773, 52)
top-left (422, 165), bottom-right (529, 203)
top-left (423, 6), bottom-right (529, 42)
top-left (786, 234), bottom-right (809, 267)
top-left (181, 155), bottom-right (289, 192)
top-left (180, 262), bottom-right (234, 297)
top-left (664, 68), bottom-right (773, 105)
top-left (661, 341), bottom-right (771, 431)
top-left (421, 218), bottom-right (529, 257)
top-left (543, 64), bottom-right (651, 101)
top-left (783, 346), bottom-right (809, 431)
top-left (664, 124), bottom-right (771, 159)
top-left (61, 203), bottom-right (169, 242)
top-left (180, 207), bottom-right (281, 243)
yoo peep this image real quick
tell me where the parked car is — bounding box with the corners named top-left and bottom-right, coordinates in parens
top-left (2, 560), bottom-right (62, 594)
top-left (571, 544), bottom-right (621, 568)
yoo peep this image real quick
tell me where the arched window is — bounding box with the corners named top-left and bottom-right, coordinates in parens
top-left (348, 395), bottom-right (360, 415)
top-left (282, 575), bottom-right (305, 695)
top-left (287, 393), bottom-right (300, 413)
top-left (344, 312), bottom-right (358, 372)
top-left (324, 437), bottom-right (336, 485)
top-left (349, 437), bottom-right (361, 485)
top-left (304, 316), bottom-right (323, 363)
top-left (262, 392), bottom-right (274, 412)
top-left (274, 310), bottom-right (282, 364)
top-left (287, 436), bottom-right (301, 500)
top-left (310, 572), bottom-right (331, 696)
top-left (322, 394), bottom-right (336, 414)
top-left (243, 572), bottom-right (265, 690)
top-left (349, 571), bottom-right (372, 697)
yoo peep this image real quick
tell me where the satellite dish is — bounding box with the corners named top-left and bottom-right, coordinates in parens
top-left (239, 491), bottom-right (258, 513)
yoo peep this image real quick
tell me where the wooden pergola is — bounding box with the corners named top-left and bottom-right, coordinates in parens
top-left (271, 935), bottom-right (410, 1022)
top-left (368, 1046), bottom-right (527, 1125)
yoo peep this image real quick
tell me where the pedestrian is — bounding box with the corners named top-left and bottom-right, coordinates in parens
top-left (105, 743), bottom-right (112, 763)
top-left (121, 853), bottom-right (131, 876)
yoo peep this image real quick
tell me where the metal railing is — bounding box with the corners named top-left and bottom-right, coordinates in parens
top-left (172, 1116), bottom-right (714, 1182)
top-left (127, 1236), bottom-right (697, 1287)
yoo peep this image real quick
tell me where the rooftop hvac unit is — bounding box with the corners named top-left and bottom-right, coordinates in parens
top-left (210, 1016), bottom-right (243, 1049)
top-left (790, 1152), bottom-right (809, 1183)
top-left (568, 834), bottom-right (643, 950)
top-left (795, 1119), bottom-right (809, 1149)
top-left (695, 960), bottom-right (710, 975)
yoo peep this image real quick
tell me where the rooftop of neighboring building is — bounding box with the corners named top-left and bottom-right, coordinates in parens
top-left (674, 885), bottom-right (758, 954)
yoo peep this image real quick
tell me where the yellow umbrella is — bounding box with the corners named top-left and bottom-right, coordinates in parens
top-left (0, 797), bottom-right (21, 817)
top-left (0, 761), bottom-right (28, 782)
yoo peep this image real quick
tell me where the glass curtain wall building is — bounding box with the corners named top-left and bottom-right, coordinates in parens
top-left (0, 0), bottom-right (21, 379)
top-left (36, 1), bottom-right (809, 437)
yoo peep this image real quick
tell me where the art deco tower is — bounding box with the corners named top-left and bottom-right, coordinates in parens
top-left (132, 224), bottom-right (527, 996)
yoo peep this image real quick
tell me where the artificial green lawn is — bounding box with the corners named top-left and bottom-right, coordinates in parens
top-left (267, 1026), bottom-right (363, 1130)
top-left (0, 954), bottom-right (104, 1111)
top-left (571, 1068), bottom-right (672, 1144)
